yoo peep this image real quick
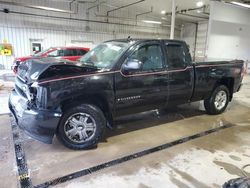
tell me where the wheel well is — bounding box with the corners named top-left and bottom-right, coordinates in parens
top-left (216, 77), bottom-right (234, 100)
top-left (60, 95), bottom-right (113, 128)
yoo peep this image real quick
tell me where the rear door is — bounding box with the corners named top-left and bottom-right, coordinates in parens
top-left (164, 42), bottom-right (194, 106)
top-left (114, 41), bottom-right (169, 116)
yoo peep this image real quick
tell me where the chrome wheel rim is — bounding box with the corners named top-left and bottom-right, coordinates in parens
top-left (214, 90), bottom-right (227, 110)
top-left (64, 113), bottom-right (96, 143)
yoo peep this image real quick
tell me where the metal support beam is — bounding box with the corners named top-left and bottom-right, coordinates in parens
top-left (87, 1), bottom-right (105, 13)
top-left (165, 6), bottom-right (207, 16)
top-left (177, 13), bottom-right (208, 19)
top-left (107, 0), bottom-right (145, 22)
top-left (136, 7), bottom-right (153, 20)
top-left (136, 6), bottom-right (153, 25)
top-left (170, 0), bottom-right (176, 39)
top-left (0, 9), bottom-right (166, 29)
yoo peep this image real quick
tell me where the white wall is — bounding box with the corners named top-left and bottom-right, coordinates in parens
top-left (181, 23), bottom-right (196, 59)
top-left (0, 0), bottom-right (180, 70)
top-left (206, 1), bottom-right (250, 61)
top-left (180, 21), bottom-right (208, 61)
top-left (195, 21), bottom-right (208, 61)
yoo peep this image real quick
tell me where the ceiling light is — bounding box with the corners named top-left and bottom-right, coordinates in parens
top-left (231, 1), bottom-right (250, 9)
top-left (34, 6), bottom-right (73, 13)
top-left (196, 1), bottom-right (204, 7)
top-left (0, 1), bottom-right (74, 13)
top-left (161, 10), bottom-right (166, 14)
top-left (142, 20), bottom-right (162, 24)
top-left (161, 17), bottom-right (167, 20)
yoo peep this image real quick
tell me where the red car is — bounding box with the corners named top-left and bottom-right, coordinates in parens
top-left (12, 46), bottom-right (89, 73)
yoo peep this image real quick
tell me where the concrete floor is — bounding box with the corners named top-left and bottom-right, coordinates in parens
top-left (0, 76), bottom-right (250, 188)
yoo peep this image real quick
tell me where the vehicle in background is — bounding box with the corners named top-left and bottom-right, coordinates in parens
top-left (12, 46), bottom-right (89, 73)
top-left (9, 39), bottom-right (244, 150)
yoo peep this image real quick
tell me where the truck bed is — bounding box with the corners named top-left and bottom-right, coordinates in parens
top-left (191, 60), bottom-right (244, 102)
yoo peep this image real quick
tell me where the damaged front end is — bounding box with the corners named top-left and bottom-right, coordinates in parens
top-left (9, 58), bottom-right (63, 144)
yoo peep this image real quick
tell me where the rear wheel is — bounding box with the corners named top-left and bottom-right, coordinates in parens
top-left (57, 104), bottom-right (106, 150)
top-left (204, 85), bottom-right (230, 115)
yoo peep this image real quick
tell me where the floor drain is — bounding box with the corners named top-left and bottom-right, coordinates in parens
top-left (10, 115), bottom-right (33, 188)
top-left (35, 123), bottom-right (234, 188)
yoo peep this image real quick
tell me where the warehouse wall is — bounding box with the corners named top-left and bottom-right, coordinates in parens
top-left (0, 0), bottom-right (179, 70)
top-left (181, 23), bottom-right (196, 59)
top-left (207, 1), bottom-right (250, 61)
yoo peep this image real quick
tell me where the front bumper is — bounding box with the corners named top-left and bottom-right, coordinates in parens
top-left (9, 89), bottom-right (62, 144)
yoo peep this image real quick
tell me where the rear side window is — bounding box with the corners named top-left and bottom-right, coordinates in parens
top-left (61, 49), bottom-right (75, 56)
top-left (165, 44), bottom-right (187, 69)
top-left (76, 49), bottom-right (88, 56)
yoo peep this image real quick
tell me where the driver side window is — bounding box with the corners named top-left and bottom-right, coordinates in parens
top-left (130, 44), bottom-right (164, 71)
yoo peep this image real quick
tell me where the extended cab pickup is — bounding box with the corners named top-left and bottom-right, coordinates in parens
top-left (9, 39), bottom-right (244, 150)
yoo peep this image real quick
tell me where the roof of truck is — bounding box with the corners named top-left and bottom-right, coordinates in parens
top-left (107, 38), bottom-right (186, 44)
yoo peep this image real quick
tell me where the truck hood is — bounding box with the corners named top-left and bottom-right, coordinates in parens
top-left (17, 57), bottom-right (98, 84)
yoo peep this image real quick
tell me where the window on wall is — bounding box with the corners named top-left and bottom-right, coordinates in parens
top-left (165, 44), bottom-right (187, 69)
top-left (130, 44), bottom-right (164, 71)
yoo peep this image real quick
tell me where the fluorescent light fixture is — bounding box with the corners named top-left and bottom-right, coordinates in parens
top-left (0, 1), bottom-right (74, 13)
top-left (142, 20), bottom-right (162, 24)
top-left (196, 1), bottom-right (204, 7)
top-left (161, 10), bottom-right (166, 14)
top-left (33, 6), bottom-right (74, 13)
top-left (231, 1), bottom-right (250, 8)
top-left (161, 17), bottom-right (167, 20)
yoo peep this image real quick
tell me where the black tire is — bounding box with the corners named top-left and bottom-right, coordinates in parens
top-left (56, 104), bottom-right (106, 150)
top-left (204, 85), bottom-right (230, 115)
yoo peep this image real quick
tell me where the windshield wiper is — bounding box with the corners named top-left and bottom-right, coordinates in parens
top-left (80, 61), bottom-right (99, 69)
top-left (84, 61), bottom-right (95, 66)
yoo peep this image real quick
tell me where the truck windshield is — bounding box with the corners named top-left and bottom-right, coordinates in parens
top-left (79, 42), bottom-right (129, 69)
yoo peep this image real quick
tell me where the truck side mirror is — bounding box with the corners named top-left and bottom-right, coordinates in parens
top-left (121, 59), bottom-right (143, 75)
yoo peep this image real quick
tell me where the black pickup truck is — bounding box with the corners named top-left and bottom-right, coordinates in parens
top-left (9, 39), bottom-right (244, 149)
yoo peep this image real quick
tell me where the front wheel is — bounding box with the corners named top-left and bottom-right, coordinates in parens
top-left (56, 104), bottom-right (106, 150)
top-left (204, 85), bottom-right (230, 115)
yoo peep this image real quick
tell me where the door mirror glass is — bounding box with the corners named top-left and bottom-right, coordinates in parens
top-left (121, 59), bottom-right (143, 75)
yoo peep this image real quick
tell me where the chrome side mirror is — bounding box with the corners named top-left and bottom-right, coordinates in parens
top-left (121, 59), bottom-right (143, 75)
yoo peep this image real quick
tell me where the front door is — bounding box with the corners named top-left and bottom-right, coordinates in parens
top-left (114, 41), bottom-right (169, 116)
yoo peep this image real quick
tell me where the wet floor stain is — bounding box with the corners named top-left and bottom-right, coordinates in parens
top-left (138, 183), bottom-right (152, 188)
top-left (211, 183), bottom-right (221, 188)
top-left (170, 176), bottom-right (191, 188)
top-left (243, 154), bottom-right (250, 158)
top-left (213, 161), bottom-right (247, 177)
top-left (169, 165), bottom-right (211, 188)
top-left (229, 155), bottom-right (242, 161)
